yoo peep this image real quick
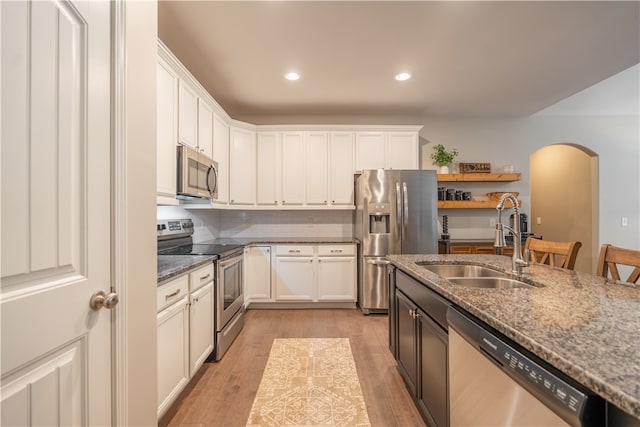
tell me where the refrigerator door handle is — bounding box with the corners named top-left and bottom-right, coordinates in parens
top-left (395, 182), bottom-right (402, 237)
top-left (402, 182), bottom-right (409, 240)
top-left (366, 259), bottom-right (391, 265)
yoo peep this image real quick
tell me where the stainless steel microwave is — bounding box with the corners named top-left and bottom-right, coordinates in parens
top-left (177, 145), bottom-right (218, 200)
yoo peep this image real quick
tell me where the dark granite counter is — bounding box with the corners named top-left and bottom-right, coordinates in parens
top-left (198, 237), bottom-right (359, 245)
top-left (386, 254), bottom-right (640, 420)
top-left (157, 255), bottom-right (216, 284)
top-left (158, 237), bottom-right (358, 284)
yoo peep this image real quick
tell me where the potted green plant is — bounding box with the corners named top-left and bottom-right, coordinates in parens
top-left (430, 144), bottom-right (459, 173)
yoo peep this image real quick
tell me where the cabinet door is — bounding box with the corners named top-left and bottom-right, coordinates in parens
top-left (197, 99), bottom-right (213, 159)
top-left (189, 282), bottom-right (214, 376)
top-left (450, 245), bottom-right (474, 254)
top-left (274, 256), bottom-right (314, 301)
top-left (355, 132), bottom-right (385, 171)
top-left (256, 132), bottom-right (280, 206)
top-left (418, 308), bottom-right (449, 427)
top-left (178, 79), bottom-right (197, 149)
top-left (229, 127), bottom-right (256, 205)
top-left (387, 132), bottom-right (418, 169)
top-left (316, 256), bottom-right (356, 301)
top-left (281, 132), bottom-right (304, 205)
top-left (157, 298), bottom-right (189, 418)
top-left (305, 132), bottom-right (329, 205)
top-left (156, 59), bottom-right (178, 201)
top-left (244, 246), bottom-right (272, 300)
top-left (395, 290), bottom-right (417, 397)
top-left (330, 132), bottom-right (355, 206)
top-left (474, 245), bottom-right (497, 254)
top-left (212, 113), bottom-right (229, 204)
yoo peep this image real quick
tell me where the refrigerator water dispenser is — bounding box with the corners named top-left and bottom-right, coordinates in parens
top-left (368, 203), bottom-right (390, 234)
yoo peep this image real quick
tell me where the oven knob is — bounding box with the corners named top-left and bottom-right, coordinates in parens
top-left (157, 224), bottom-right (166, 231)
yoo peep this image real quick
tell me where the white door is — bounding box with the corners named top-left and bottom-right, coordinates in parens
top-left (330, 132), bottom-right (355, 206)
top-left (229, 126), bottom-right (256, 205)
top-left (387, 132), bottom-right (418, 169)
top-left (280, 132), bottom-right (305, 205)
top-left (1, 1), bottom-right (113, 426)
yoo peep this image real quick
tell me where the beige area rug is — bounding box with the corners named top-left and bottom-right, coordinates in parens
top-left (246, 338), bottom-right (372, 427)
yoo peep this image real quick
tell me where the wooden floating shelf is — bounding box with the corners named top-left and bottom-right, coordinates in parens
top-left (438, 200), bottom-right (521, 209)
top-left (437, 173), bottom-right (521, 182)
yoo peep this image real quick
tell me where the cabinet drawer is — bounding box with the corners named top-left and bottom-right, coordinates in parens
top-left (474, 245), bottom-right (497, 254)
top-left (317, 244), bottom-right (355, 256)
top-left (158, 275), bottom-right (189, 312)
top-left (189, 263), bottom-right (214, 292)
top-left (275, 245), bottom-right (314, 256)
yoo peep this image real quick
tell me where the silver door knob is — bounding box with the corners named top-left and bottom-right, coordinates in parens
top-left (89, 290), bottom-right (119, 311)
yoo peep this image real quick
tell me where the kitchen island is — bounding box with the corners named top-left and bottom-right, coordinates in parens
top-left (387, 254), bottom-right (640, 422)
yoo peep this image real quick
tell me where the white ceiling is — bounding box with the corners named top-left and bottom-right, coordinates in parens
top-left (158, 1), bottom-right (640, 124)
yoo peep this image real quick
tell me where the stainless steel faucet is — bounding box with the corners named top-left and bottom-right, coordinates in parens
top-left (494, 193), bottom-right (529, 275)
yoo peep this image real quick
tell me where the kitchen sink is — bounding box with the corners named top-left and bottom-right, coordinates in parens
top-left (446, 277), bottom-right (532, 289)
top-left (418, 263), bottom-right (505, 278)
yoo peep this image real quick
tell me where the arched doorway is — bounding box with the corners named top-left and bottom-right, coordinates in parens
top-left (530, 144), bottom-right (599, 274)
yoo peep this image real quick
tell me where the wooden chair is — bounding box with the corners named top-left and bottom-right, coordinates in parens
top-left (523, 237), bottom-right (582, 270)
top-left (596, 244), bottom-right (640, 284)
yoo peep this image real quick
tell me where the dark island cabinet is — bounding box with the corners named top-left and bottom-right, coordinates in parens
top-left (393, 269), bottom-right (450, 427)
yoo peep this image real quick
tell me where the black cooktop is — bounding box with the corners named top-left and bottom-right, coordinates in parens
top-left (158, 242), bottom-right (243, 258)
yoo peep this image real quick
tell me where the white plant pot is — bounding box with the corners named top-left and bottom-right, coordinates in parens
top-left (438, 165), bottom-right (450, 174)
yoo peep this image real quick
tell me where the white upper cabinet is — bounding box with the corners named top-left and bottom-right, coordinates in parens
top-left (212, 113), bottom-right (229, 204)
top-left (355, 132), bottom-right (386, 171)
top-left (305, 132), bottom-right (329, 205)
top-left (229, 126), bottom-right (256, 205)
top-left (256, 132), bottom-right (280, 206)
top-left (197, 99), bottom-right (213, 159)
top-left (178, 79), bottom-right (198, 149)
top-left (387, 132), bottom-right (418, 169)
top-left (355, 130), bottom-right (419, 171)
top-left (281, 132), bottom-right (305, 205)
top-left (156, 58), bottom-right (178, 204)
top-left (329, 132), bottom-right (355, 206)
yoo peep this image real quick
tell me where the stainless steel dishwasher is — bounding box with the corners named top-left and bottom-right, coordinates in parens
top-left (447, 307), bottom-right (605, 427)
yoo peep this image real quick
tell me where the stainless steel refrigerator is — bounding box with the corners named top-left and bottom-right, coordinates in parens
top-left (354, 169), bottom-right (438, 313)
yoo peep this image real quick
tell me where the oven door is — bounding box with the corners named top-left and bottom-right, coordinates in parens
top-left (216, 251), bottom-right (244, 330)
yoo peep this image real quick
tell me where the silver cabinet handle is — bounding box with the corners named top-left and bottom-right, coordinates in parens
top-left (289, 249), bottom-right (301, 253)
top-left (200, 273), bottom-right (211, 281)
top-left (164, 289), bottom-right (181, 300)
top-left (367, 259), bottom-right (391, 265)
top-left (330, 249), bottom-right (343, 253)
top-left (90, 290), bottom-right (119, 311)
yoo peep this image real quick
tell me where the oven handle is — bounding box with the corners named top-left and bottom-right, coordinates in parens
top-left (219, 251), bottom-right (244, 269)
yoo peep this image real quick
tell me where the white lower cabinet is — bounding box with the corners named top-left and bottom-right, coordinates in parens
top-left (317, 256), bottom-right (357, 301)
top-left (189, 280), bottom-right (214, 375)
top-left (272, 244), bottom-right (356, 303)
top-left (275, 254), bottom-right (315, 301)
top-left (157, 263), bottom-right (215, 419)
top-left (157, 275), bottom-right (189, 419)
top-left (244, 245), bottom-right (272, 301)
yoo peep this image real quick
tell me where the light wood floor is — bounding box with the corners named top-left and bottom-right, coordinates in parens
top-left (160, 308), bottom-right (428, 427)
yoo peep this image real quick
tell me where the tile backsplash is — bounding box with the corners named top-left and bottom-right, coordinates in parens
top-left (157, 206), bottom-right (354, 242)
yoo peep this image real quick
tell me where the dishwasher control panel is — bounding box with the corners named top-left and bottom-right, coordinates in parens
top-left (479, 330), bottom-right (587, 414)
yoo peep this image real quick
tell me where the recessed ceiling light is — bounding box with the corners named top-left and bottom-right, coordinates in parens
top-left (395, 72), bottom-right (411, 81)
top-left (285, 72), bottom-right (300, 81)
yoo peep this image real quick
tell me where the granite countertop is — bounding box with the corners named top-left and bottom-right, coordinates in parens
top-left (157, 255), bottom-right (216, 284)
top-left (386, 254), bottom-right (640, 420)
top-left (157, 237), bottom-right (359, 283)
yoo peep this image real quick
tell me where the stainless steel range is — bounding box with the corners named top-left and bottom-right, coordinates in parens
top-left (157, 219), bottom-right (244, 361)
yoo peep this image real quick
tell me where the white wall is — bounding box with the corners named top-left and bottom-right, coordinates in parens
top-left (124, 2), bottom-right (158, 425)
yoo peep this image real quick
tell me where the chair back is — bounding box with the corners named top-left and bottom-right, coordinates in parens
top-left (596, 244), bottom-right (640, 284)
top-left (524, 237), bottom-right (582, 270)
